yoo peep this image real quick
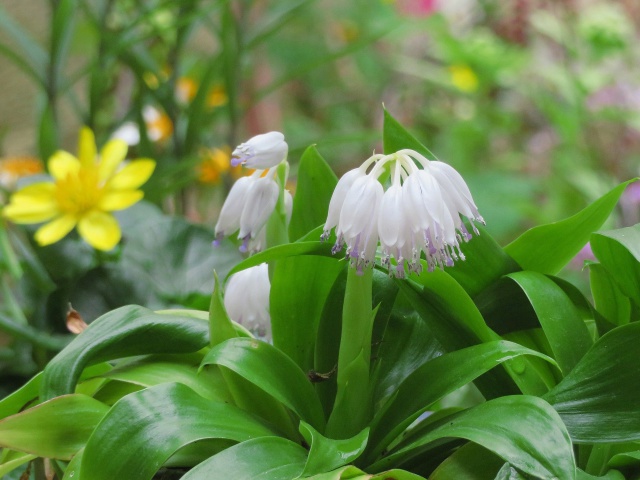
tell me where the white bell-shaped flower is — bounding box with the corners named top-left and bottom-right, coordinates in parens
top-left (238, 176), bottom-right (279, 251)
top-left (214, 176), bottom-right (254, 246)
top-left (322, 148), bottom-right (483, 277)
top-left (224, 263), bottom-right (271, 341)
top-left (231, 132), bottom-right (288, 169)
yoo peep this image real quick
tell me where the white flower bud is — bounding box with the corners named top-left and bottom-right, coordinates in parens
top-left (224, 263), bottom-right (271, 341)
top-left (231, 132), bottom-right (288, 169)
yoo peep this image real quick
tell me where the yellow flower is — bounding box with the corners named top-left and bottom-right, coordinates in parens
top-left (448, 64), bottom-right (479, 93)
top-left (2, 128), bottom-right (155, 251)
top-left (0, 156), bottom-right (44, 189)
top-left (206, 85), bottom-right (228, 108)
top-left (143, 106), bottom-right (173, 142)
top-left (197, 147), bottom-right (231, 185)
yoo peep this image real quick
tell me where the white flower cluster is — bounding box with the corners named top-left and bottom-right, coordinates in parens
top-left (214, 132), bottom-right (291, 253)
top-left (322, 149), bottom-right (484, 277)
top-left (224, 263), bottom-right (271, 341)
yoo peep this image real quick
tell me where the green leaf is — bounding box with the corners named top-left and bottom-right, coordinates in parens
top-left (590, 224), bottom-right (640, 307)
top-left (306, 465), bottom-right (425, 480)
top-left (51, 0), bottom-right (78, 81)
top-left (589, 263), bottom-right (631, 327)
top-left (0, 394), bottom-right (108, 459)
top-left (382, 109), bottom-right (432, 156)
top-left (0, 5), bottom-right (46, 76)
top-left (41, 305), bottom-right (209, 400)
top-left (99, 354), bottom-right (233, 404)
top-left (370, 396), bottom-right (575, 480)
top-left (429, 443), bottom-right (505, 480)
top-left (225, 241), bottom-right (335, 279)
top-left (180, 437), bottom-right (308, 480)
top-left (270, 255), bottom-right (344, 372)
top-left (365, 341), bottom-right (557, 463)
top-left (544, 322), bottom-right (640, 442)
top-left (289, 145), bottom-right (338, 241)
top-left (38, 102), bottom-right (58, 161)
top-left (299, 422), bottom-right (369, 476)
top-left (201, 337), bottom-right (326, 431)
top-left (0, 452), bottom-right (36, 477)
top-left (505, 180), bottom-right (636, 275)
top-left (209, 272), bottom-right (238, 346)
top-left (504, 271), bottom-right (592, 375)
top-left (78, 383), bottom-right (279, 480)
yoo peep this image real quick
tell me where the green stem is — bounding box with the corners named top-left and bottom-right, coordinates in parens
top-left (326, 267), bottom-right (374, 438)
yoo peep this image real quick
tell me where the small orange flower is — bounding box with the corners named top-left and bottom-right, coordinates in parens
top-left (197, 147), bottom-right (231, 185)
top-left (0, 156), bottom-right (44, 189)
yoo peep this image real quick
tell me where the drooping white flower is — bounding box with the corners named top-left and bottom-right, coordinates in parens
top-left (224, 263), bottom-right (271, 341)
top-left (231, 132), bottom-right (288, 169)
top-left (322, 148), bottom-right (484, 277)
top-left (214, 175), bottom-right (254, 246)
top-left (238, 176), bottom-right (279, 251)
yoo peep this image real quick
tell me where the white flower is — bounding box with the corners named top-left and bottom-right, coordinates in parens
top-left (231, 132), bottom-right (288, 169)
top-left (214, 176), bottom-right (254, 246)
top-left (238, 176), bottom-right (279, 250)
top-left (224, 263), bottom-right (271, 341)
top-left (322, 149), bottom-right (484, 276)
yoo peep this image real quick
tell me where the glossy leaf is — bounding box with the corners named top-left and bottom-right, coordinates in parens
top-left (209, 272), bottom-right (238, 347)
top-left (504, 271), bottom-right (592, 375)
top-left (429, 443), bottom-right (505, 480)
top-left (544, 322), bottom-right (640, 442)
top-left (299, 421), bottom-right (369, 476)
top-left (180, 436), bottom-right (308, 480)
top-left (505, 180), bottom-right (635, 275)
top-left (382, 109), bottom-right (432, 157)
top-left (589, 263), bottom-right (631, 327)
top-left (0, 394), bottom-right (108, 459)
top-left (201, 337), bottom-right (325, 431)
top-left (270, 255), bottom-right (344, 373)
top-left (590, 224), bottom-right (640, 307)
top-left (371, 396), bottom-right (575, 480)
top-left (307, 465), bottom-right (426, 480)
top-left (289, 145), bottom-right (338, 241)
top-left (78, 383), bottom-right (278, 480)
top-left (365, 341), bottom-right (557, 462)
top-left (41, 305), bottom-right (209, 399)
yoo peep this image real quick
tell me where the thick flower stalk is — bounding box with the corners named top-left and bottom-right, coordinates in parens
top-left (224, 263), bottom-right (271, 341)
top-left (2, 128), bottom-right (155, 251)
top-left (323, 149), bottom-right (484, 276)
top-left (214, 132), bottom-right (291, 253)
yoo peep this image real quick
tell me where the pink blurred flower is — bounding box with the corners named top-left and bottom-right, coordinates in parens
top-left (395, 0), bottom-right (438, 17)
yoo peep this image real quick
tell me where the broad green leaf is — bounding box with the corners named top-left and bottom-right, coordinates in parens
top-left (589, 263), bottom-right (631, 327)
top-left (0, 452), bottom-right (36, 477)
top-left (62, 448), bottom-right (83, 480)
top-left (365, 341), bottom-right (557, 463)
top-left (382, 109), bottom-right (431, 156)
top-left (299, 422), bottom-right (369, 476)
top-left (270, 255), bottom-right (344, 372)
top-left (209, 272), bottom-right (238, 346)
top-left (590, 224), bottom-right (640, 307)
top-left (99, 355), bottom-right (233, 403)
top-left (225, 241), bottom-right (334, 279)
top-left (608, 450), bottom-right (640, 469)
top-left (505, 180), bottom-right (636, 275)
top-left (371, 396), bottom-right (575, 480)
top-left (430, 443), bottom-right (505, 480)
top-left (78, 383), bottom-right (278, 480)
top-left (577, 469), bottom-right (625, 480)
top-left (0, 394), bottom-right (108, 459)
top-left (289, 145), bottom-right (338, 241)
top-left (41, 305), bottom-right (209, 400)
top-left (307, 465), bottom-right (425, 480)
top-left (504, 271), bottom-right (592, 375)
top-left (180, 437), bottom-right (308, 480)
top-left (201, 337), bottom-right (325, 431)
top-left (544, 322), bottom-right (640, 442)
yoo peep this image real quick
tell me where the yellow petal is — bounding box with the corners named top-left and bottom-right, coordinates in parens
top-left (77, 127), bottom-right (97, 167)
top-left (48, 151), bottom-right (80, 180)
top-left (108, 159), bottom-right (156, 190)
top-left (77, 210), bottom-right (121, 251)
top-left (34, 214), bottom-right (77, 246)
top-left (99, 190), bottom-right (143, 211)
top-left (3, 201), bottom-right (58, 223)
top-left (11, 182), bottom-right (56, 200)
top-left (99, 139), bottom-right (128, 181)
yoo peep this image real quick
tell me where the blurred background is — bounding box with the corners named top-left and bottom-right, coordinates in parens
top-left (1, 0), bottom-right (639, 394)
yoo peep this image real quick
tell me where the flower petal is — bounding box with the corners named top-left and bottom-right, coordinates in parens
top-left (48, 151), bottom-right (80, 180)
top-left (77, 210), bottom-right (121, 251)
top-left (3, 183), bottom-right (59, 223)
top-left (99, 139), bottom-right (129, 181)
top-left (107, 159), bottom-right (156, 190)
top-left (77, 127), bottom-right (97, 167)
top-left (99, 190), bottom-right (144, 211)
top-left (34, 214), bottom-right (77, 246)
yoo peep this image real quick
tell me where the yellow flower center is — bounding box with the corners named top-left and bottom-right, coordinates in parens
top-left (54, 168), bottom-right (104, 216)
